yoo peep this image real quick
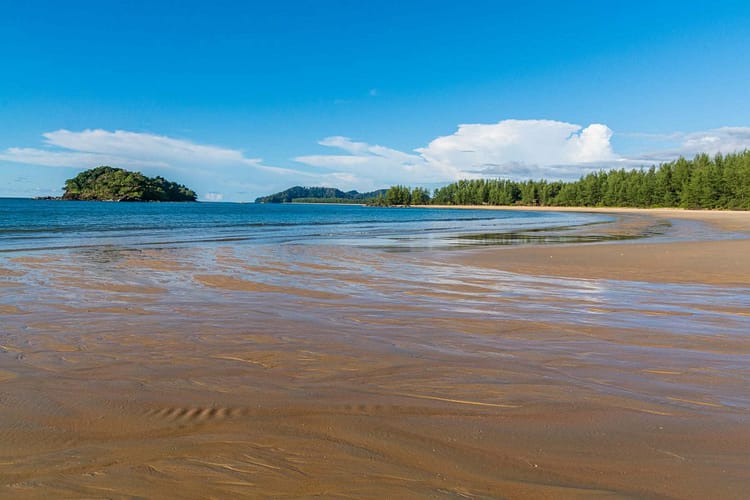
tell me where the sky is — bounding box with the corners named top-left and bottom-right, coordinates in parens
top-left (2, 1), bottom-right (750, 201)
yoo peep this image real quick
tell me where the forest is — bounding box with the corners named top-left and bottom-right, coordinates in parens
top-left (62, 166), bottom-right (197, 202)
top-left (373, 151), bottom-right (750, 209)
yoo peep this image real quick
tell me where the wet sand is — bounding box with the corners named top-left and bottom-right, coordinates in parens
top-left (443, 207), bottom-right (750, 285)
top-left (1, 210), bottom-right (749, 498)
top-left (456, 238), bottom-right (750, 285)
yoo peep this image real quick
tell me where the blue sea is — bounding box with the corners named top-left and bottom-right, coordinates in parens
top-left (0, 198), bottom-right (612, 253)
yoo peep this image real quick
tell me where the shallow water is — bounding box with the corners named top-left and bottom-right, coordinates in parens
top-left (0, 198), bottom-right (614, 252)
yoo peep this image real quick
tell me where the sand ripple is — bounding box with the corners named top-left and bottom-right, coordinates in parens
top-left (1, 214), bottom-right (749, 498)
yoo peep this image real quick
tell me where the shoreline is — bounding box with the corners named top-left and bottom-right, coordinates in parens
top-left (420, 205), bottom-right (750, 285)
top-left (420, 204), bottom-right (750, 231)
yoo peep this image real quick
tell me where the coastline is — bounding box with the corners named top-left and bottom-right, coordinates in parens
top-left (423, 205), bottom-right (750, 285)
top-left (421, 204), bottom-right (750, 231)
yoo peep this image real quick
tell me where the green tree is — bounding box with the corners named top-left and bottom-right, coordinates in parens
top-left (385, 185), bottom-right (411, 206)
top-left (410, 187), bottom-right (431, 205)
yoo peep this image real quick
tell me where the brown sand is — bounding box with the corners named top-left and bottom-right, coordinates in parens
top-left (455, 238), bottom-right (750, 285)
top-left (427, 205), bottom-right (750, 232)
top-left (0, 209), bottom-right (749, 498)
top-left (440, 207), bottom-right (750, 285)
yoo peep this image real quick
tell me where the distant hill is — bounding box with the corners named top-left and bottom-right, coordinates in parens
top-left (255, 186), bottom-right (387, 204)
top-left (61, 166), bottom-right (197, 202)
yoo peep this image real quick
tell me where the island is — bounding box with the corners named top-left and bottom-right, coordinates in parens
top-left (60, 166), bottom-right (197, 202)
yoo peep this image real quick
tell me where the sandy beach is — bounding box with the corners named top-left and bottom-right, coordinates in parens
top-left (437, 207), bottom-right (750, 285)
top-left (1, 208), bottom-right (749, 498)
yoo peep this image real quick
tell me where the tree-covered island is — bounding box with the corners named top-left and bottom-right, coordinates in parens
top-left (60, 166), bottom-right (197, 201)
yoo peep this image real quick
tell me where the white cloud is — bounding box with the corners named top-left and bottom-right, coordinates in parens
top-left (677, 127), bottom-right (750, 156)
top-left (0, 147), bottom-right (164, 169)
top-left (297, 121), bottom-right (750, 187)
top-left (296, 119), bottom-right (622, 185)
top-left (631, 126), bottom-right (750, 162)
top-left (0, 129), bottom-right (314, 201)
top-left (418, 119), bottom-right (617, 177)
top-left (4, 122), bottom-right (750, 201)
top-left (0, 129), bottom-right (298, 176)
top-left (44, 129), bottom-right (260, 166)
top-left (296, 136), bottom-right (450, 188)
top-left (203, 192), bottom-right (224, 202)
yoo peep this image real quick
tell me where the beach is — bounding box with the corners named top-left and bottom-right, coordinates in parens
top-left (1, 206), bottom-right (749, 498)
top-left (442, 207), bottom-right (750, 285)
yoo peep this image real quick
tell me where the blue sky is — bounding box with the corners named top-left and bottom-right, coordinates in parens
top-left (2, 1), bottom-right (750, 201)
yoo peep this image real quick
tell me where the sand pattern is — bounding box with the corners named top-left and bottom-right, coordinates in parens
top-left (0, 211), bottom-right (749, 497)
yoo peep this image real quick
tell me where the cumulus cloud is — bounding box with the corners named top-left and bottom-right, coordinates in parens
top-left (297, 121), bottom-right (750, 188)
top-left (419, 120), bottom-right (615, 166)
top-left (296, 119), bottom-right (622, 185)
top-left (418, 120), bottom-right (617, 178)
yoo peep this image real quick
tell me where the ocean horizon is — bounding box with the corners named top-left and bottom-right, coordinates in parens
top-left (0, 198), bottom-right (613, 254)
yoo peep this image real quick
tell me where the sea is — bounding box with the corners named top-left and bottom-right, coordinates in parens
top-left (0, 198), bottom-right (612, 253)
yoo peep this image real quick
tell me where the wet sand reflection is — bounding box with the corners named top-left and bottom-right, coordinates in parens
top-left (0, 226), bottom-right (749, 497)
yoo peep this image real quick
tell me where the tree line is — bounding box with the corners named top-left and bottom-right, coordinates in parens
top-left (372, 151), bottom-right (750, 209)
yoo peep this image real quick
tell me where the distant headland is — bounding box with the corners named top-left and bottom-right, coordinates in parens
top-left (255, 186), bottom-right (387, 204)
top-left (39, 166), bottom-right (197, 202)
